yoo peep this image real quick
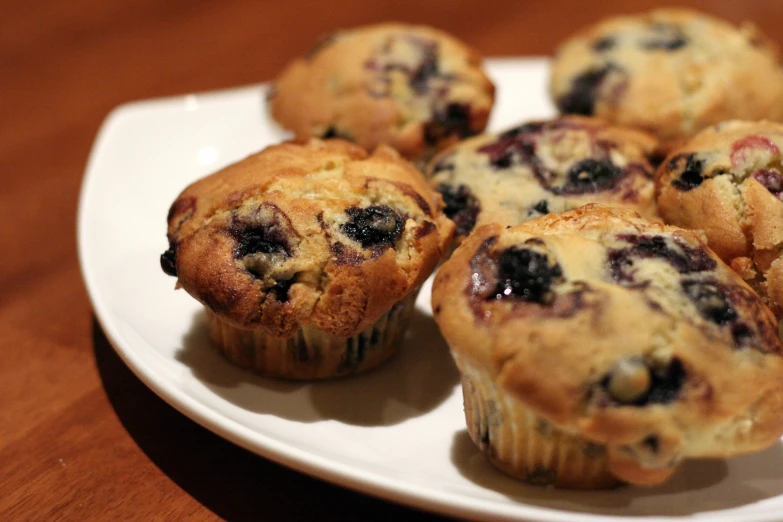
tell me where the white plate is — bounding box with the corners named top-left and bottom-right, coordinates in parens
top-left (78, 57), bottom-right (783, 522)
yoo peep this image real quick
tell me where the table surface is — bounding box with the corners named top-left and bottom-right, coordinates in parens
top-left (4, 1), bottom-right (783, 520)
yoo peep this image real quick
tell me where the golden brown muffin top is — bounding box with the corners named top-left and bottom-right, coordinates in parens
top-left (163, 139), bottom-right (454, 338)
top-left (550, 8), bottom-right (783, 146)
top-left (427, 115), bottom-right (661, 245)
top-left (656, 120), bottom-right (783, 317)
top-left (268, 23), bottom-right (495, 162)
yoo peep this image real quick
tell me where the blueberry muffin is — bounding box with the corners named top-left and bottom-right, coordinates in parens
top-left (161, 139), bottom-right (454, 379)
top-left (656, 120), bottom-right (783, 319)
top-left (268, 23), bottom-right (495, 163)
top-left (428, 116), bottom-right (660, 245)
top-left (432, 204), bottom-right (783, 488)
top-left (550, 8), bottom-right (783, 147)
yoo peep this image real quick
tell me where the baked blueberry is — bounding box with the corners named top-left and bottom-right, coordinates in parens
top-left (160, 245), bottom-right (178, 276)
top-left (424, 103), bottom-right (473, 145)
top-left (232, 219), bottom-right (291, 260)
top-left (642, 359), bottom-right (687, 405)
top-left (341, 205), bottom-right (404, 248)
top-left (408, 40), bottom-right (439, 94)
top-left (559, 158), bottom-right (623, 194)
top-left (437, 183), bottom-right (480, 237)
top-left (682, 280), bottom-right (737, 325)
top-left (477, 136), bottom-right (522, 169)
top-left (602, 358), bottom-right (686, 406)
top-left (490, 247), bottom-right (563, 303)
top-left (532, 200), bottom-right (549, 215)
top-left (229, 204), bottom-right (295, 279)
top-left (477, 128), bottom-right (540, 171)
top-left (753, 169), bottom-right (783, 198)
top-left (669, 153), bottom-right (705, 191)
top-left (608, 234), bottom-right (716, 282)
top-left (556, 65), bottom-right (620, 116)
top-left (365, 35), bottom-right (440, 96)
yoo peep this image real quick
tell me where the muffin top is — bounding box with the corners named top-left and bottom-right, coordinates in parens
top-left (656, 120), bottom-right (783, 317)
top-left (162, 139), bottom-right (454, 338)
top-left (428, 116), bottom-right (660, 244)
top-left (268, 23), bottom-right (495, 162)
top-left (432, 204), bottom-right (783, 485)
top-left (550, 8), bottom-right (783, 145)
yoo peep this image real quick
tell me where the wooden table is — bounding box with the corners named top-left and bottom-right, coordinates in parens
top-left (3, 1), bottom-right (782, 520)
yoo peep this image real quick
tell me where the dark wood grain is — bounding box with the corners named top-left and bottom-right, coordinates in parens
top-left (3, 1), bottom-right (783, 520)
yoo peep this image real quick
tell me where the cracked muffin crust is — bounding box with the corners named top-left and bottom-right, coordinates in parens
top-left (656, 120), bottom-right (783, 319)
top-left (550, 8), bottom-right (783, 147)
top-left (427, 116), bottom-right (660, 245)
top-left (162, 139), bottom-right (454, 378)
top-left (268, 23), bottom-right (495, 163)
top-left (432, 204), bottom-right (783, 488)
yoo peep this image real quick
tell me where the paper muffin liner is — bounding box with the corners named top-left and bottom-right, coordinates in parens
top-left (453, 353), bottom-right (620, 489)
top-left (207, 289), bottom-right (419, 380)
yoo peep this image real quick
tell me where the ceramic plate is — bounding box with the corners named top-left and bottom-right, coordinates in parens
top-left (78, 57), bottom-right (783, 522)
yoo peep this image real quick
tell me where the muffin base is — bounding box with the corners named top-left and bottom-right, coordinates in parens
top-left (207, 290), bottom-right (419, 380)
top-left (454, 353), bottom-right (620, 489)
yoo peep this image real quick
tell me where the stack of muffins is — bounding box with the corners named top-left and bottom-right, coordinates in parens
top-left (161, 9), bottom-right (783, 490)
